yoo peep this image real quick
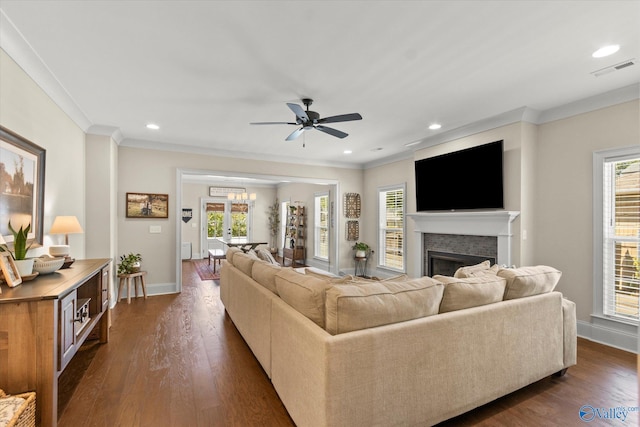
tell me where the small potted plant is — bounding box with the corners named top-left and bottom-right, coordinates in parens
top-left (6, 221), bottom-right (34, 276)
top-left (352, 242), bottom-right (370, 258)
top-left (118, 252), bottom-right (142, 275)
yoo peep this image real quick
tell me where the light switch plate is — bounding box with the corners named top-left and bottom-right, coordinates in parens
top-left (149, 225), bottom-right (162, 233)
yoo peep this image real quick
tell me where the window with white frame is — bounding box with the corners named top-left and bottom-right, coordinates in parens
top-left (314, 193), bottom-right (329, 260)
top-left (378, 184), bottom-right (405, 271)
top-left (595, 147), bottom-right (639, 324)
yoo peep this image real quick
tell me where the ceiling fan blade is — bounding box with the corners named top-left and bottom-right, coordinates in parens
top-left (287, 103), bottom-right (309, 122)
top-left (317, 113), bottom-right (362, 124)
top-left (315, 125), bottom-right (348, 139)
top-left (250, 121), bottom-right (297, 125)
top-left (286, 127), bottom-right (305, 141)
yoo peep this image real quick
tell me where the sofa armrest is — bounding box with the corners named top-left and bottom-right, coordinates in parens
top-left (561, 297), bottom-right (577, 368)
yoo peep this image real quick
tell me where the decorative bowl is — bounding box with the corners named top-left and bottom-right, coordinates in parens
top-left (49, 245), bottom-right (70, 257)
top-left (33, 256), bottom-right (65, 275)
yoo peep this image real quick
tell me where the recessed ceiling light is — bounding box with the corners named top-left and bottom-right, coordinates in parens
top-left (146, 123), bottom-right (160, 130)
top-left (428, 123), bottom-right (442, 130)
top-left (343, 150), bottom-right (352, 154)
top-left (592, 45), bottom-right (620, 58)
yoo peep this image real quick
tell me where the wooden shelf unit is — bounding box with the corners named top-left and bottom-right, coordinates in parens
top-left (283, 204), bottom-right (306, 266)
top-left (0, 258), bottom-right (111, 427)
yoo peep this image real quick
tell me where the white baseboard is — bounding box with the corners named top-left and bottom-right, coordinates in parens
top-left (577, 319), bottom-right (638, 354)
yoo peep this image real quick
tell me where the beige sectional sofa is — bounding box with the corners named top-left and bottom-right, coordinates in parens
top-left (220, 249), bottom-right (577, 427)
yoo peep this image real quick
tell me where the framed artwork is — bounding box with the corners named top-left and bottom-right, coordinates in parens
top-left (126, 193), bottom-right (169, 218)
top-left (0, 252), bottom-right (22, 287)
top-left (346, 220), bottom-right (359, 241)
top-left (344, 193), bottom-right (361, 219)
top-left (0, 126), bottom-right (46, 246)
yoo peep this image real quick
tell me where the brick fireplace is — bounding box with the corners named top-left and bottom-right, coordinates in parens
top-left (407, 211), bottom-right (519, 277)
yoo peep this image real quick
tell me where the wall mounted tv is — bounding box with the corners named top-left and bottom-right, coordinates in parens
top-left (415, 140), bottom-right (504, 211)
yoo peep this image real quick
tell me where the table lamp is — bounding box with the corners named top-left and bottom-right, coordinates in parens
top-left (49, 216), bottom-right (84, 257)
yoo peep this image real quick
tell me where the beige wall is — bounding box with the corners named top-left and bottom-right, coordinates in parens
top-left (535, 100), bottom-right (640, 323)
top-left (0, 49), bottom-right (86, 258)
top-left (118, 146), bottom-right (362, 288)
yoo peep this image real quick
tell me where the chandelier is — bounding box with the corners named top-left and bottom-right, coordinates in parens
top-left (228, 191), bottom-right (256, 201)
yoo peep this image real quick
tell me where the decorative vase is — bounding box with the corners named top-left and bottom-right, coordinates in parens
top-left (15, 258), bottom-right (34, 276)
top-left (131, 262), bottom-right (141, 273)
top-left (355, 250), bottom-right (366, 258)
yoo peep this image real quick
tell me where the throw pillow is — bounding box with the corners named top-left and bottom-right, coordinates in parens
top-left (257, 248), bottom-right (280, 265)
top-left (434, 274), bottom-right (507, 313)
top-left (453, 260), bottom-right (493, 278)
top-left (324, 276), bottom-right (444, 335)
top-left (499, 265), bottom-right (562, 300)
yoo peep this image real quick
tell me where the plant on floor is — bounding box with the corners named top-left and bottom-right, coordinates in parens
top-left (267, 198), bottom-right (280, 251)
top-left (118, 252), bottom-right (142, 274)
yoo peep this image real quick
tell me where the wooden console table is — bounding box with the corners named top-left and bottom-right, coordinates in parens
top-left (0, 258), bottom-right (111, 427)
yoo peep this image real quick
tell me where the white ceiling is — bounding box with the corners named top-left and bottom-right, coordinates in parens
top-left (1, 1), bottom-right (639, 170)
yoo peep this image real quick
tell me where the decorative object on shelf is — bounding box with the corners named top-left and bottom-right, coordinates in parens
top-left (267, 199), bottom-right (280, 252)
top-left (32, 255), bottom-right (65, 275)
top-left (181, 208), bottom-right (193, 223)
top-left (0, 252), bottom-right (22, 287)
top-left (346, 220), bottom-right (359, 241)
top-left (126, 192), bottom-right (169, 218)
top-left (352, 241), bottom-right (370, 258)
top-left (118, 252), bottom-right (142, 274)
top-left (6, 220), bottom-right (34, 276)
top-left (0, 126), bottom-right (46, 247)
top-left (283, 203), bottom-right (306, 266)
top-left (344, 193), bottom-right (361, 219)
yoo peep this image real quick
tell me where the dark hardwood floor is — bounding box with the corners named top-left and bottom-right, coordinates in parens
top-left (58, 261), bottom-right (638, 426)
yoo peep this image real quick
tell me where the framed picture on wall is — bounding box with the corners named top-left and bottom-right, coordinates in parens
top-left (0, 252), bottom-right (22, 287)
top-left (0, 126), bottom-right (46, 246)
top-left (126, 193), bottom-right (169, 218)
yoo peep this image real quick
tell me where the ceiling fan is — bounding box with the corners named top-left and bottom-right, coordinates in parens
top-left (250, 98), bottom-right (362, 142)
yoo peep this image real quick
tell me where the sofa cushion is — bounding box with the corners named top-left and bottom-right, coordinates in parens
top-left (252, 260), bottom-right (286, 294)
top-left (233, 252), bottom-right (258, 277)
top-left (226, 247), bottom-right (242, 263)
top-left (275, 269), bottom-right (332, 328)
top-left (499, 265), bottom-right (562, 300)
top-left (434, 274), bottom-right (507, 313)
top-left (324, 276), bottom-right (444, 335)
top-left (304, 267), bottom-right (338, 279)
top-left (453, 260), bottom-right (498, 278)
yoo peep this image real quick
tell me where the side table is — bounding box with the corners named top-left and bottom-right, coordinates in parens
top-left (118, 271), bottom-right (147, 304)
top-left (354, 256), bottom-right (368, 278)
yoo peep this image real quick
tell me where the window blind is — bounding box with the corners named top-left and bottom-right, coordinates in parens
top-left (603, 158), bottom-right (639, 322)
top-left (378, 186), bottom-right (405, 270)
top-left (314, 194), bottom-right (329, 259)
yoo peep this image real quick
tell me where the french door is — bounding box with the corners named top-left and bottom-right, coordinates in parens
top-left (201, 199), bottom-right (251, 256)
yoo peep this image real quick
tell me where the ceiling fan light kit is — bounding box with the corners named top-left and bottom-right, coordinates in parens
top-left (251, 98), bottom-right (362, 143)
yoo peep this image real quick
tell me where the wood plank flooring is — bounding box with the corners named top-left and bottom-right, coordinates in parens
top-left (58, 261), bottom-right (638, 426)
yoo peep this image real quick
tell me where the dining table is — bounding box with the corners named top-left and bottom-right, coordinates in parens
top-left (215, 237), bottom-right (268, 253)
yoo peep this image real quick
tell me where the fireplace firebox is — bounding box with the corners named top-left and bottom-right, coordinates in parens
top-left (428, 251), bottom-right (495, 277)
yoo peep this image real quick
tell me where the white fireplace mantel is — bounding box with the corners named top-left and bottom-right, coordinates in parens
top-left (407, 211), bottom-right (520, 276)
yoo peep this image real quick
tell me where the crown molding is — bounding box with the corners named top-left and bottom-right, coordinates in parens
top-left (119, 137), bottom-right (363, 170)
top-left (0, 9), bottom-right (92, 131)
top-left (87, 125), bottom-right (124, 144)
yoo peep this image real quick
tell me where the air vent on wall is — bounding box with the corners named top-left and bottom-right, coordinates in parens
top-left (591, 59), bottom-right (636, 77)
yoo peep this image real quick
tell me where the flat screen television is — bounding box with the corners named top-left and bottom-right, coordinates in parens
top-left (415, 140), bottom-right (504, 211)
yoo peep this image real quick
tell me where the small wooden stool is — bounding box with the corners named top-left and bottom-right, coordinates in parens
top-left (208, 249), bottom-right (225, 273)
top-left (118, 271), bottom-right (147, 304)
